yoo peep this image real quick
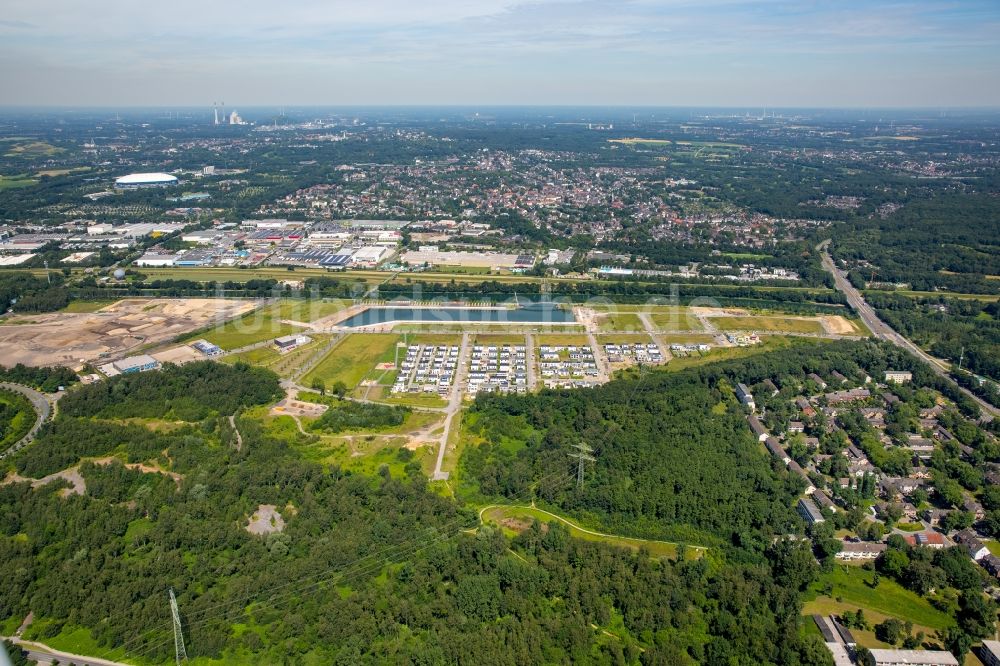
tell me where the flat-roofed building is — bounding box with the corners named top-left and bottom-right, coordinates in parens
top-left (979, 640), bottom-right (1000, 666)
top-left (112, 354), bottom-right (160, 375)
top-left (885, 370), bottom-right (913, 384)
top-left (735, 383), bottom-right (755, 411)
top-left (274, 334), bottom-right (312, 352)
top-left (798, 497), bottom-right (825, 525)
top-left (866, 649), bottom-right (958, 666)
top-left (135, 253), bottom-right (176, 267)
top-left (835, 541), bottom-right (886, 561)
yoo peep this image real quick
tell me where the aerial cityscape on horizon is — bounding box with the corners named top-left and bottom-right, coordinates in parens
top-left (1, 2), bottom-right (999, 666)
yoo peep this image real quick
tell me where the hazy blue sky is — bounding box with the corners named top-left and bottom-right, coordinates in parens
top-left (1, 0), bottom-right (998, 107)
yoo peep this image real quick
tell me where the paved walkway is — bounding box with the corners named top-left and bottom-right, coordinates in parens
top-left (432, 332), bottom-right (471, 481)
top-left (637, 312), bottom-right (673, 362)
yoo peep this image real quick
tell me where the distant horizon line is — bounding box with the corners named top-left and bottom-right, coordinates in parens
top-left (2, 104), bottom-right (999, 111)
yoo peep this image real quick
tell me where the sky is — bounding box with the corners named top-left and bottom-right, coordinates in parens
top-left (1, 0), bottom-right (999, 107)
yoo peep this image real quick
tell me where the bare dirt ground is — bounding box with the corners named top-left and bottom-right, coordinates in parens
top-left (0, 298), bottom-right (256, 367)
top-left (91, 456), bottom-right (183, 485)
top-left (152, 345), bottom-right (203, 365)
top-left (246, 504), bottom-right (285, 535)
top-left (2, 468), bottom-right (85, 496)
top-left (2, 457), bottom-right (183, 497)
top-left (821, 315), bottom-right (858, 335)
top-left (270, 399), bottom-right (328, 418)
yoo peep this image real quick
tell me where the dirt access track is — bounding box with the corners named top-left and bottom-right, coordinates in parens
top-left (0, 298), bottom-right (257, 367)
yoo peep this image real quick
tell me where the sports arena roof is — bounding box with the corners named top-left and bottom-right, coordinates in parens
top-left (115, 172), bottom-right (178, 186)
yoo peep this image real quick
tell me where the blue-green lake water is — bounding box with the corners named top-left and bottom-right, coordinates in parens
top-left (341, 302), bottom-right (576, 327)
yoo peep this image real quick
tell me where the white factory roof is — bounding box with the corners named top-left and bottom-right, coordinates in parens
top-left (115, 172), bottom-right (178, 185)
top-left (867, 649), bottom-right (958, 665)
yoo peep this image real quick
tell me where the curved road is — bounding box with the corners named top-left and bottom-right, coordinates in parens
top-left (0, 382), bottom-right (53, 460)
top-left (819, 241), bottom-right (997, 420)
top-left (3, 636), bottom-right (131, 666)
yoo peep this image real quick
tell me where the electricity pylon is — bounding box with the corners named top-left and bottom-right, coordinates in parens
top-left (169, 588), bottom-right (188, 664)
top-left (568, 443), bottom-right (595, 489)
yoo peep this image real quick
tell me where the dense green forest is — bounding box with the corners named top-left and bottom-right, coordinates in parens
top-left (59, 361), bottom-right (282, 421)
top-left (0, 363), bottom-right (78, 392)
top-left (309, 399), bottom-right (408, 433)
top-left (463, 372), bottom-right (804, 551)
top-left (0, 272), bottom-right (70, 313)
top-left (461, 340), bottom-right (925, 556)
top-left (866, 292), bottom-right (1000, 382)
top-left (0, 389), bottom-right (33, 449)
top-left (831, 194), bottom-right (1000, 294)
top-left (1, 355), bottom-right (839, 665)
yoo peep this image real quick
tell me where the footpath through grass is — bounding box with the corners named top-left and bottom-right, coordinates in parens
top-left (480, 504), bottom-right (706, 561)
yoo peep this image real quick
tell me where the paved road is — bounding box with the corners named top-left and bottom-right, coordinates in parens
top-left (637, 312), bottom-right (673, 362)
top-left (524, 332), bottom-right (537, 390)
top-left (819, 241), bottom-right (998, 420)
top-left (431, 332), bottom-right (471, 481)
top-left (0, 383), bottom-right (53, 460)
top-left (3, 637), bottom-right (131, 666)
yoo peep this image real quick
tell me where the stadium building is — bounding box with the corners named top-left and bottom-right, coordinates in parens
top-left (115, 172), bottom-right (178, 189)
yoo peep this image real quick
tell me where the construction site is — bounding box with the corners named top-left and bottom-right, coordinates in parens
top-left (0, 298), bottom-right (257, 368)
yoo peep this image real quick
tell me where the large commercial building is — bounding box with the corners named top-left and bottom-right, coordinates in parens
top-left (100, 354), bottom-right (161, 377)
top-left (865, 649), bottom-right (958, 666)
top-left (115, 172), bottom-right (178, 188)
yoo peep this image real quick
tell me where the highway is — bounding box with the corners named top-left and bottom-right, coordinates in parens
top-left (0, 382), bottom-right (53, 460)
top-left (819, 241), bottom-right (998, 420)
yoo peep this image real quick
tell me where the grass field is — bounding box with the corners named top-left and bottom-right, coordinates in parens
top-left (596, 311), bottom-right (645, 332)
top-left (222, 346), bottom-right (281, 366)
top-left (481, 505), bottom-right (705, 560)
top-left (392, 323), bottom-right (584, 334)
top-left (193, 304), bottom-right (304, 351)
top-left (659, 333), bottom-right (717, 345)
top-left (596, 333), bottom-right (653, 345)
top-left (406, 333), bottom-right (464, 346)
top-left (36, 166), bottom-right (91, 178)
top-left (649, 308), bottom-right (704, 331)
top-left (5, 141), bottom-right (64, 156)
top-left (0, 174), bottom-right (38, 189)
top-left (536, 333), bottom-right (591, 346)
top-left (802, 565), bottom-right (953, 632)
top-left (272, 298), bottom-right (349, 322)
top-left (21, 622), bottom-right (129, 663)
top-left (608, 138), bottom-right (672, 146)
top-left (473, 333), bottom-right (526, 345)
top-left (710, 315), bottom-right (825, 334)
top-left (302, 333), bottom-right (401, 390)
top-left (270, 407), bottom-right (438, 476)
top-left (224, 335), bottom-right (331, 378)
top-left (60, 299), bottom-right (118, 313)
